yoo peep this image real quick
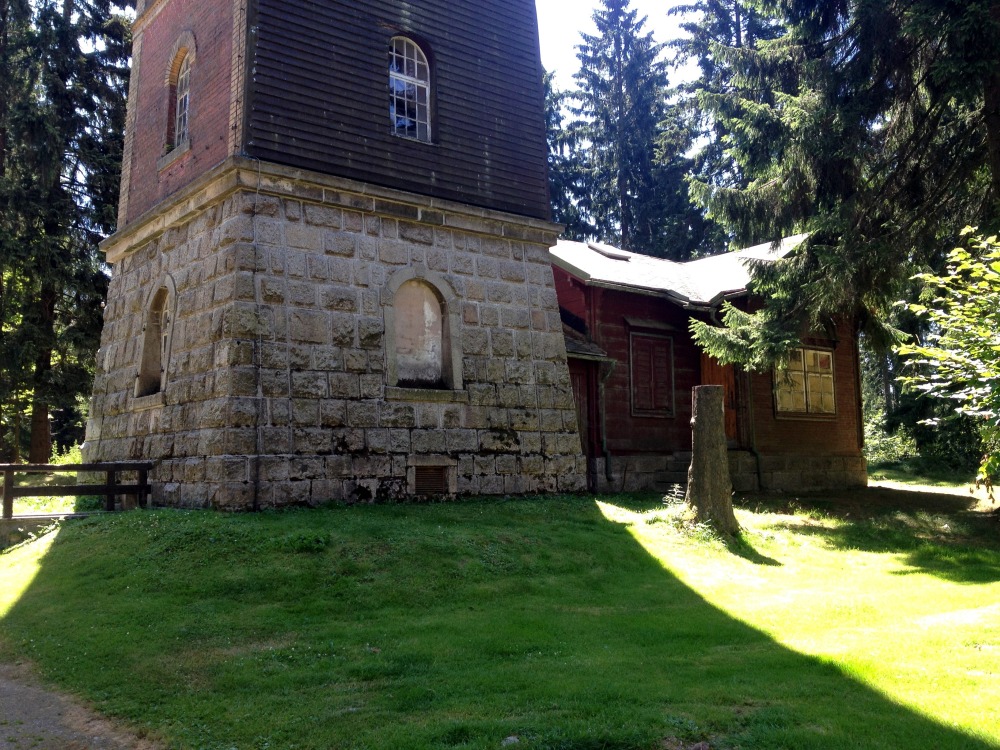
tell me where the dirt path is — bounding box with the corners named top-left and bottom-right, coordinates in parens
top-left (0, 661), bottom-right (162, 750)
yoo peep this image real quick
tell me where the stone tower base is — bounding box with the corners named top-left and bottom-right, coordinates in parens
top-left (84, 158), bottom-right (586, 508)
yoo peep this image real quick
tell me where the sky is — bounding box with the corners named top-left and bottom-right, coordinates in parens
top-left (534, 0), bottom-right (690, 90)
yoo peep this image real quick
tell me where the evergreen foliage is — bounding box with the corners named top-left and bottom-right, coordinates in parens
top-left (561, 0), bottom-right (706, 259)
top-left (687, 0), bottom-right (1000, 367)
top-left (0, 0), bottom-right (130, 461)
top-left (670, 0), bottom-right (784, 198)
top-left (544, 71), bottom-right (592, 242)
top-left (544, 0), bottom-right (725, 259)
top-left (571, 0), bottom-right (669, 254)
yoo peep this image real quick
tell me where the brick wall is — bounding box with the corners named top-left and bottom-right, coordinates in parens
top-left (552, 268), bottom-right (867, 493)
top-left (552, 268), bottom-right (701, 456)
top-left (123, 0), bottom-right (236, 224)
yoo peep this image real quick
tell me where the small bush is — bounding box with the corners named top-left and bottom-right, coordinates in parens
top-left (51, 444), bottom-right (84, 466)
top-left (864, 417), bottom-right (917, 465)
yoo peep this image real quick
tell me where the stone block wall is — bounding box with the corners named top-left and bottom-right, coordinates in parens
top-left (588, 453), bottom-right (690, 494)
top-left (84, 158), bottom-right (586, 508)
top-left (755, 454), bottom-right (868, 492)
top-left (585, 450), bottom-right (867, 496)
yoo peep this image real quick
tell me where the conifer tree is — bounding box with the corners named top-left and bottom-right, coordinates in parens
top-left (670, 0), bottom-right (783, 198)
top-left (572, 0), bottom-right (675, 255)
top-left (0, 0), bottom-right (129, 460)
top-left (686, 0), bottom-right (1000, 368)
top-left (544, 71), bottom-right (593, 241)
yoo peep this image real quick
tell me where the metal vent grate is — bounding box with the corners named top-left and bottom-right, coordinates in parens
top-left (414, 465), bottom-right (449, 496)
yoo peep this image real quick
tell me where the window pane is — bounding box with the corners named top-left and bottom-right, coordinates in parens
top-left (776, 371), bottom-right (806, 412)
top-left (174, 55), bottom-right (191, 145)
top-left (808, 372), bottom-right (836, 413)
top-left (776, 347), bottom-right (835, 414)
top-left (388, 37), bottom-right (430, 141)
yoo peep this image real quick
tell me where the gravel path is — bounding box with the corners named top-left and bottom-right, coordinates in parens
top-left (0, 662), bottom-right (161, 750)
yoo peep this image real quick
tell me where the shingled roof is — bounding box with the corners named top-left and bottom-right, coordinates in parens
top-left (549, 234), bottom-right (808, 308)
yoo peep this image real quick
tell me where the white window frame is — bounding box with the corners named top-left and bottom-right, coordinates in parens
top-left (173, 53), bottom-right (191, 148)
top-left (389, 36), bottom-right (431, 142)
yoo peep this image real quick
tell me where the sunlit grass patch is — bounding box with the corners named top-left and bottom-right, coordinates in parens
top-left (0, 526), bottom-right (60, 618)
top-left (613, 496), bottom-right (1000, 742)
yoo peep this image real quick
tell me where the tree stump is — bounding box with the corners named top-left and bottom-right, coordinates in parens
top-left (685, 385), bottom-right (739, 535)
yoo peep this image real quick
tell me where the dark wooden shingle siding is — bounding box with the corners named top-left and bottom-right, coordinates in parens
top-left (246, 0), bottom-right (552, 220)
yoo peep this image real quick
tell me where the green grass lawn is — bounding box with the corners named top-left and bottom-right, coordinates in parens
top-left (1, 489), bottom-right (998, 749)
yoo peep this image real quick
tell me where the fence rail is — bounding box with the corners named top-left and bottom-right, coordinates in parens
top-left (0, 462), bottom-right (154, 520)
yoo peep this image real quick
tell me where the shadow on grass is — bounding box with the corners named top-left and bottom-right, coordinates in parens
top-left (725, 531), bottom-right (781, 566)
top-left (745, 486), bottom-right (1000, 584)
top-left (737, 484), bottom-right (984, 520)
top-left (0, 495), bottom-right (996, 749)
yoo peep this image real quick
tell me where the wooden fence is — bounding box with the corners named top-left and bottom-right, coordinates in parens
top-left (0, 462), bottom-right (154, 520)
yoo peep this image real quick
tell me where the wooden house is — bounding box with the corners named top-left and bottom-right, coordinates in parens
top-left (551, 237), bottom-right (868, 493)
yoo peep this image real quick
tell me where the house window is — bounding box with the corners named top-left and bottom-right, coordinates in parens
top-left (630, 332), bottom-right (674, 417)
top-left (395, 279), bottom-right (446, 387)
top-left (173, 53), bottom-right (191, 145)
top-left (389, 36), bottom-right (431, 142)
top-left (775, 347), bottom-right (836, 415)
top-left (136, 287), bottom-right (173, 397)
top-left (161, 44), bottom-right (195, 157)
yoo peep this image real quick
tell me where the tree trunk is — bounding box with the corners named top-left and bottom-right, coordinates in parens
top-left (28, 401), bottom-right (50, 463)
top-left (27, 281), bottom-right (56, 463)
top-left (11, 409), bottom-right (21, 463)
top-left (685, 385), bottom-right (739, 534)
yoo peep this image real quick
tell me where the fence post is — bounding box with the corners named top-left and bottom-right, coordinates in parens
top-left (105, 468), bottom-right (117, 512)
top-left (138, 466), bottom-right (149, 508)
top-left (2, 468), bottom-right (12, 520)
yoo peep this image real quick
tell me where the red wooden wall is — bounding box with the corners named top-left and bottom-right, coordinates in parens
top-left (553, 266), bottom-right (864, 461)
top-left (554, 267), bottom-right (701, 456)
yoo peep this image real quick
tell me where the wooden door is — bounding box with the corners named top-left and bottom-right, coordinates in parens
top-left (700, 354), bottom-right (738, 444)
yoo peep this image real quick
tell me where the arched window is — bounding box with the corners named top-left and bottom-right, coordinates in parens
top-left (165, 40), bottom-right (194, 153)
top-left (173, 53), bottom-right (191, 146)
top-left (395, 279), bottom-right (445, 386)
top-left (136, 286), bottom-right (174, 397)
top-left (389, 36), bottom-right (431, 142)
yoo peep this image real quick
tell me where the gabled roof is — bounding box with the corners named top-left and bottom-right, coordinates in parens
top-left (549, 234), bottom-right (808, 308)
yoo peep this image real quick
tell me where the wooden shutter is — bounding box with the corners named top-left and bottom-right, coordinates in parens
top-left (630, 333), bottom-right (674, 417)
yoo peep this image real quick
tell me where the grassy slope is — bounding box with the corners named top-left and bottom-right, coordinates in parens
top-left (1, 492), bottom-right (998, 750)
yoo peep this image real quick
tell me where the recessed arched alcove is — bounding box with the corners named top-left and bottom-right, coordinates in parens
top-left (383, 265), bottom-right (463, 391)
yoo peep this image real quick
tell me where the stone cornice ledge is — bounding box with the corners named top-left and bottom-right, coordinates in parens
top-left (102, 156), bottom-right (564, 264)
top-left (102, 158), bottom-right (242, 263)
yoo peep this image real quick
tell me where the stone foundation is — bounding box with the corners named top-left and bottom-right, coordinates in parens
top-left (83, 157), bottom-right (587, 508)
top-left (586, 451), bottom-right (867, 495)
top-left (754, 454), bottom-right (868, 492)
top-left (587, 453), bottom-right (691, 494)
